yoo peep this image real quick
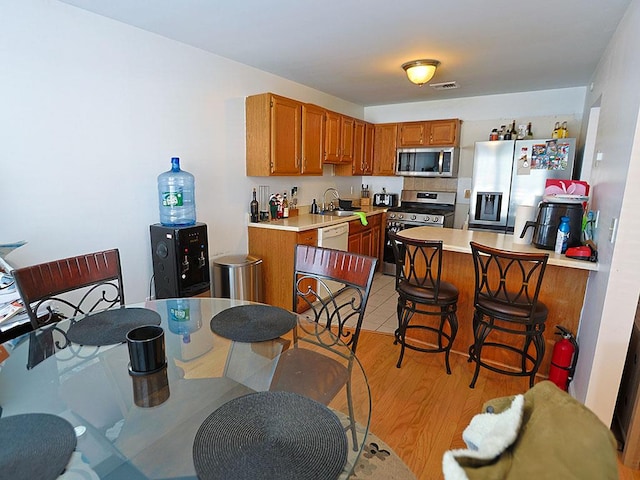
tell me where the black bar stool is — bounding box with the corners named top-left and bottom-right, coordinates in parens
top-left (468, 242), bottom-right (549, 388)
top-left (388, 232), bottom-right (459, 373)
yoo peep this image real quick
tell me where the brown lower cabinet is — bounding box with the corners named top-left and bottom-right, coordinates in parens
top-left (348, 214), bottom-right (381, 259)
top-left (248, 228), bottom-right (317, 312)
top-left (248, 213), bottom-right (384, 312)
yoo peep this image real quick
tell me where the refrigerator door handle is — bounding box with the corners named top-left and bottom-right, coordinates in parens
top-left (438, 150), bottom-right (444, 174)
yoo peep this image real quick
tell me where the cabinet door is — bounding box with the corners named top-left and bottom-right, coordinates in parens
top-left (324, 110), bottom-right (341, 163)
top-left (363, 122), bottom-right (375, 175)
top-left (352, 120), bottom-right (366, 174)
top-left (427, 119), bottom-right (460, 146)
top-left (301, 104), bottom-right (325, 175)
top-left (373, 123), bottom-right (398, 176)
top-left (348, 233), bottom-right (361, 255)
top-left (370, 215), bottom-right (381, 260)
top-left (271, 95), bottom-right (302, 175)
top-left (297, 230), bottom-right (318, 246)
top-left (398, 122), bottom-right (426, 146)
top-left (361, 229), bottom-right (373, 256)
top-left (340, 116), bottom-right (355, 164)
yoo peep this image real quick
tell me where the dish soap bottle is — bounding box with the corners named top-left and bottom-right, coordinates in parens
top-left (158, 157), bottom-right (196, 226)
top-left (554, 216), bottom-right (570, 254)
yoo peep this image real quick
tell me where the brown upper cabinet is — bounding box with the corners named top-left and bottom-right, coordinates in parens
top-left (324, 110), bottom-right (354, 164)
top-left (373, 123), bottom-right (398, 176)
top-left (246, 93), bottom-right (325, 176)
top-left (335, 119), bottom-right (374, 176)
top-left (397, 119), bottom-right (461, 147)
top-left (301, 103), bottom-right (325, 175)
top-left (246, 92), bottom-right (460, 177)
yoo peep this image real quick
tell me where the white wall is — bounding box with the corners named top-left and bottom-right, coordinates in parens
top-left (571, 0), bottom-right (640, 425)
top-left (1, 0), bottom-right (367, 302)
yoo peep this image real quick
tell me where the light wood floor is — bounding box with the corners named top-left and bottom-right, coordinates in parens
top-left (353, 329), bottom-right (640, 480)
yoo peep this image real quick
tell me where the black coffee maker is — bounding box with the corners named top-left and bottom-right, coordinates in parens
top-left (520, 201), bottom-right (584, 250)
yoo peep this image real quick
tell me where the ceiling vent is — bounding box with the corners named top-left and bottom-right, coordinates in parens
top-left (430, 81), bottom-right (458, 90)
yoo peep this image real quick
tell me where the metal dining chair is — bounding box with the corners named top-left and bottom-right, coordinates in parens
top-left (13, 249), bottom-right (125, 330)
top-left (468, 242), bottom-right (549, 388)
top-left (269, 244), bottom-right (377, 450)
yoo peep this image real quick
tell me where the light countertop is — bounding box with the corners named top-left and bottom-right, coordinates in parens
top-left (247, 206), bottom-right (387, 232)
top-left (397, 226), bottom-right (598, 271)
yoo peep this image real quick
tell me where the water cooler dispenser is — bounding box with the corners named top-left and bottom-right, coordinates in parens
top-left (150, 223), bottom-right (210, 299)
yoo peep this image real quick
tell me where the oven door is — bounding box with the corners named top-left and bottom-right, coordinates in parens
top-left (383, 221), bottom-right (439, 275)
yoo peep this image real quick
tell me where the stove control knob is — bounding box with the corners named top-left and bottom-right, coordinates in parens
top-left (410, 214), bottom-right (417, 221)
top-left (424, 215), bottom-right (430, 223)
top-left (389, 213), bottom-right (395, 219)
top-left (398, 214), bottom-right (404, 220)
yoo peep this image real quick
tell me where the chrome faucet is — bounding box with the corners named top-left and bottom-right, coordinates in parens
top-left (322, 188), bottom-right (340, 211)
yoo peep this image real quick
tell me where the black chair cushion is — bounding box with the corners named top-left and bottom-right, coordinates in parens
top-left (397, 279), bottom-right (459, 304)
top-left (477, 297), bottom-right (548, 323)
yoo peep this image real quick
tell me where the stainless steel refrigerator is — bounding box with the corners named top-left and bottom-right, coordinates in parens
top-left (468, 138), bottom-right (576, 232)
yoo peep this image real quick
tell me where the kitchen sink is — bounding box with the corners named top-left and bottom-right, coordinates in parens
top-left (320, 209), bottom-right (356, 217)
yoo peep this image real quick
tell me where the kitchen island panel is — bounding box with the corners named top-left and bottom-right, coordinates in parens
top-left (397, 227), bottom-right (592, 379)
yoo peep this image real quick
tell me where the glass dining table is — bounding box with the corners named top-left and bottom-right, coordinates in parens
top-left (0, 297), bottom-right (371, 479)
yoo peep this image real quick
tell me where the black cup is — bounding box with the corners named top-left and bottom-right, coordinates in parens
top-left (130, 365), bottom-right (170, 408)
top-left (126, 325), bottom-right (166, 375)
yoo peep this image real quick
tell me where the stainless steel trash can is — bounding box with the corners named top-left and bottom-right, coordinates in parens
top-left (212, 254), bottom-right (263, 302)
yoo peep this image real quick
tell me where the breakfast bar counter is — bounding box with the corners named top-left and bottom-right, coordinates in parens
top-left (396, 226), bottom-right (597, 378)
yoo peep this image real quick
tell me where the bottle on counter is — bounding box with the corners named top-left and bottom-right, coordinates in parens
top-left (157, 157), bottom-right (196, 226)
top-left (276, 193), bottom-right (283, 219)
top-left (282, 192), bottom-right (289, 218)
top-left (554, 216), bottom-right (571, 254)
top-left (310, 199), bottom-right (319, 214)
top-left (250, 188), bottom-right (259, 223)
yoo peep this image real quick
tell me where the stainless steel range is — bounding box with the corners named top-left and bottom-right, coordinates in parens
top-left (383, 190), bottom-right (456, 275)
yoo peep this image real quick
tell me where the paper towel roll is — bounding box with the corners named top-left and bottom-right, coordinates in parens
top-left (513, 205), bottom-right (536, 244)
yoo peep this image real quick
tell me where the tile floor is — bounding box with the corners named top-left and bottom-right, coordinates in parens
top-left (360, 272), bottom-right (398, 334)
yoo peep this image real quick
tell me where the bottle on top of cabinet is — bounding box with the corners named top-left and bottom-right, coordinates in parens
top-left (552, 122), bottom-right (561, 139)
top-left (526, 122), bottom-right (534, 139)
top-left (560, 121), bottom-right (568, 138)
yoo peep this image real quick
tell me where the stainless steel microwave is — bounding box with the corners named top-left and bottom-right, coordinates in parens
top-left (396, 147), bottom-right (459, 177)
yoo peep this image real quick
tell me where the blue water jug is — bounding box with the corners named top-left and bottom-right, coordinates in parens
top-left (158, 157), bottom-right (196, 226)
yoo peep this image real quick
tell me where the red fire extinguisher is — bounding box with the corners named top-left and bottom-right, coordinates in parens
top-left (548, 325), bottom-right (579, 391)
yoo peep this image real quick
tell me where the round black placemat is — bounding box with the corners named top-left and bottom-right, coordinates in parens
top-left (210, 304), bottom-right (296, 342)
top-left (0, 413), bottom-right (77, 480)
top-left (193, 391), bottom-right (347, 480)
top-left (66, 307), bottom-right (161, 346)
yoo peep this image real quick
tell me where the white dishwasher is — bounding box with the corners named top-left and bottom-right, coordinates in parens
top-left (316, 222), bottom-right (349, 297)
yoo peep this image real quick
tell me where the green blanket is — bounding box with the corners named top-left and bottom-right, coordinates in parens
top-left (443, 381), bottom-right (618, 480)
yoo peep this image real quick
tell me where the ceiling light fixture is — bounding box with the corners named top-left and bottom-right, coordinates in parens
top-left (402, 59), bottom-right (440, 86)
